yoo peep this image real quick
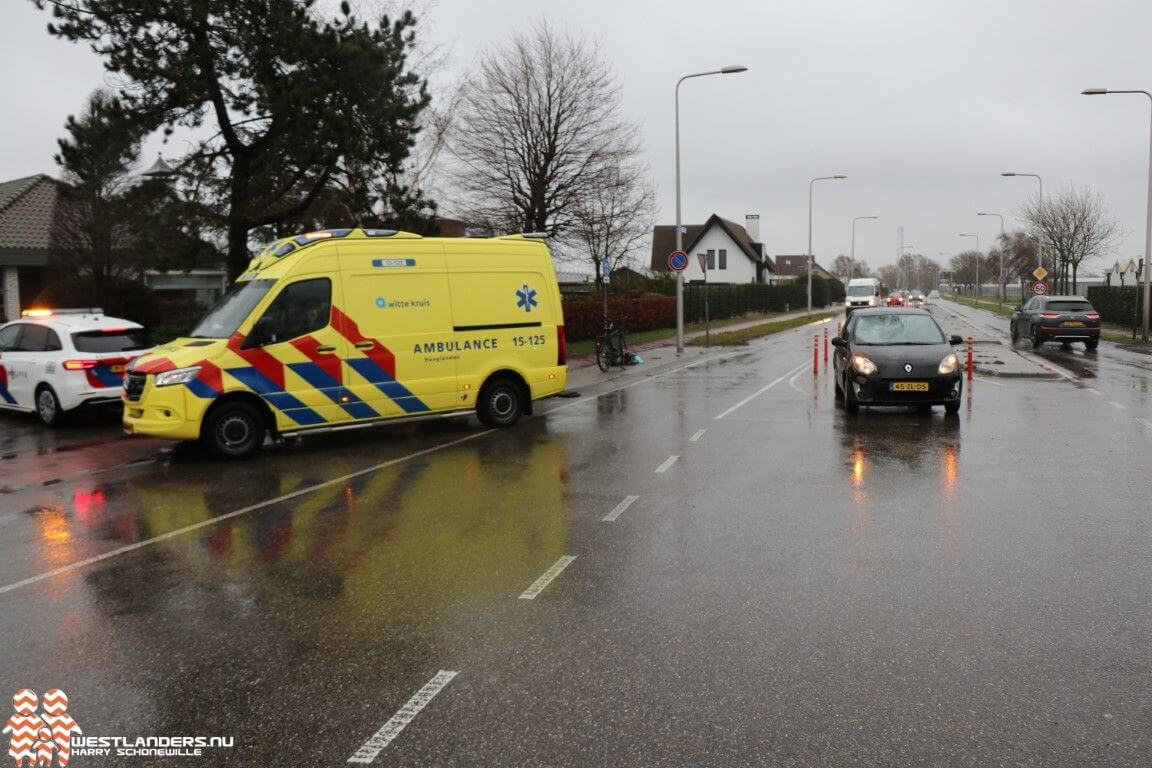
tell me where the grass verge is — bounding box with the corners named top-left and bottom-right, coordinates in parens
top-left (688, 310), bottom-right (842, 346)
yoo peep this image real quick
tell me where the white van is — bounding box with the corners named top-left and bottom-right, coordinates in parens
top-left (845, 278), bottom-right (882, 314)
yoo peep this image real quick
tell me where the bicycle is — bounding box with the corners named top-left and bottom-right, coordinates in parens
top-left (594, 316), bottom-right (630, 372)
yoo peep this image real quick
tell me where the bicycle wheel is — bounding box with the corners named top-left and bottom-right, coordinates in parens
top-left (595, 338), bottom-right (612, 372)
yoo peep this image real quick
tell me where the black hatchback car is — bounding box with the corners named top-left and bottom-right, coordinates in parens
top-left (1010, 295), bottom-right (1100, 350)
top-left (832, 308), bottom-right (965, 414)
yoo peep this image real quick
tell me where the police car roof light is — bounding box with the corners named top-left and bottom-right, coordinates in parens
top-left (21, 307), bottom-right (103, 317)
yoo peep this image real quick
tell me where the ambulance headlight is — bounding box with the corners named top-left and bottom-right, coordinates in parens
top-left (154, 366), bottom-right (202, 387)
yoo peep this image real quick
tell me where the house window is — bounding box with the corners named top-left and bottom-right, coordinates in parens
top-left (707, 250), bottom-right (715, 270)
top-left (718, 249), bottom-right (727, 270)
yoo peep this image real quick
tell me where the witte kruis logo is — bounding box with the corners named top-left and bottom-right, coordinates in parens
top-left (3, 689), bottom-right (82, 767)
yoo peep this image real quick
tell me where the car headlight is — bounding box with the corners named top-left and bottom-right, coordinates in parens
top-left (850, 354), bottom-right (877, 376)
top-left (938, 353), bottom-right (959, 375)
top-left (154, 366), bottom-right (202, 387)
top-left (867, 297), bottom-right (876, 306)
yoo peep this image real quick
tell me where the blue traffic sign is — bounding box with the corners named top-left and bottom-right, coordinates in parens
top-left (668, 250), bottom-right (689, 272)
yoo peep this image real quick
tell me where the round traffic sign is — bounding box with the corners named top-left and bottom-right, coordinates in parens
top-left (1032, 280), bottom-right (1048, 296)
top-left (668, 250), bottom-right (689, 272)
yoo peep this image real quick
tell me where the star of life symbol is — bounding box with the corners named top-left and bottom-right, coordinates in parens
top-left (3, 689), bottom-right (81, 767)
top-left (515, 285), bottom-right (538, 313)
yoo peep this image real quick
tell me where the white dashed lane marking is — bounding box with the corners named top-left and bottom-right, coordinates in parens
top-left (518, 556), bottom-right (577, 600)
top-left (689, 429), bottom-right (707, 442)
top-left (603, 495), bottom-right (639, 522)
top-left (654, 455), bottom-right (679, 474)
top-left (347, 670), bottom-right (459, 763)
top-left (1110, 401), bottom-right (1126, 410)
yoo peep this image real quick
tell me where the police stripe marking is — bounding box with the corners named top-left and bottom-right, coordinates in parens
top-left (347, 670), bottom-right (458, 763)
top-left (603, 495), bottom-right (639, 522)
top-left (654, 455), bottom-right (679, 474)
top-left (519, 556), bottom-right (577, 600)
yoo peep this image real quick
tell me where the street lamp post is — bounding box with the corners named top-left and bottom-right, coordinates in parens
top-left (1001, 172), bottom-right (1044, 275)
top-left (1082, 88), bottom-right (1152, 341)
top-left (900, 243), bottom-right (915, 290)
top-left (959, 233), bottom-right (980, 301)
top-left (977, 212), bottom-right (1005, 304)
top-left (850, 216), bottom-right (878, 279)
top-left (675, 65), bottom-right (748, 354)
top-left (807, 174), bottom-right (847, 315)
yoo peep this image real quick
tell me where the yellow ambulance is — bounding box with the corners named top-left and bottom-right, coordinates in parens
top-left (123, 228), bottom-right (567, 458)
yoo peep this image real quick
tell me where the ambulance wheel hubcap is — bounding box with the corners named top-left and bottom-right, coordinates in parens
top-left (491, 391), bottom-right (514, 417)
top-left (219, 415), bottom-right (252, 448)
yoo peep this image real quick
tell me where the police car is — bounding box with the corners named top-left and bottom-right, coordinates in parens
top-left (0, 308), bottom-right (154, 425)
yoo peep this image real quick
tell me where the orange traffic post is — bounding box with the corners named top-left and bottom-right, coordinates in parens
top-left (966, 336), bottom-right (974, 380)
top-left (813, 335), bottom-right (819, 373)
top-left (823, 326), bottom-right (829, 362)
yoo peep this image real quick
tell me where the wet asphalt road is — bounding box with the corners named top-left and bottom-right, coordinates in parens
top-left (1, 302), bottom-right (1150, 766)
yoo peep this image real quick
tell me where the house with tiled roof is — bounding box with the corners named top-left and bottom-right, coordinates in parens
top-left (0, 174), bottom-right (59, 320)
top-left (0, 174), bottom-right (227, 322)
top-left (649, 214), bottom-right (775, 284)
top-left (773, 254), bottom-right (835, 282)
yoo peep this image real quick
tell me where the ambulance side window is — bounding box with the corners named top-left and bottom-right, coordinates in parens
top-left (248, 278), bottom-right (331, 346)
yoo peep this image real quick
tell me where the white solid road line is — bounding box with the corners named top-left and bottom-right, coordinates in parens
top-left (347, 670), bottom-right (459, 764)
top-left (654, 455), bottom-right (679, 474)
top-left (714, 361), bottom-right (809, 420)
top-left (1111, 401), bottom-right (1127, 410)
top-left (519, 556), bottom-right (577, 600)
top-left (689, 429), bottom-right (707, 442)
top-left (603, 495), bottom-right (640, 522)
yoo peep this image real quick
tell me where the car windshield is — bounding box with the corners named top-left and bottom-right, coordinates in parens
top-left (72, 329), bottom-right (153, 352)
top-left (847, 285), bottom-right (875, 297)
top-left (189, 279), bottom-right (276, 339)
top-left (853, 314), bottom-right (945, 345)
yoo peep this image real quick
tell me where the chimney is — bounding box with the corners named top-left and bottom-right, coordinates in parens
top-left (745, 214), bottom-right (760, 243)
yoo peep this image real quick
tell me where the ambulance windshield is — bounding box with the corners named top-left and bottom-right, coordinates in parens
top-left (189, 279), bottom-right (276, 339)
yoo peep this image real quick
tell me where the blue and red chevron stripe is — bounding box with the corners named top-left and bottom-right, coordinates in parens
top-left (0, 360), bottom-right (16, 405)
top-left (331, 308), bottom-right (429, 414)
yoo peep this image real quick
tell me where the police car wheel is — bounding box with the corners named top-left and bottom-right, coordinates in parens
top-left (35, 385), bottom-right (64, 427)
top-left (203, 401), bottom-right (265, 459)
top-left (478, 378), bottom-right (524, 428)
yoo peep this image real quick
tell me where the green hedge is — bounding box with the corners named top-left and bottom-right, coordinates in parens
top-left (1086, 286), bottom-right (1145, 326)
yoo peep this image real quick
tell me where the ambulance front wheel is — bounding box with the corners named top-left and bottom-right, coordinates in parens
top-left (202, 400), bottom-right (266, 459)
top-left (477, 377), bottom-right (525, 428)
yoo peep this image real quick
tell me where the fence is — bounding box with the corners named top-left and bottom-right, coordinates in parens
top-left (1086, 285), bottom-right (1146, 328)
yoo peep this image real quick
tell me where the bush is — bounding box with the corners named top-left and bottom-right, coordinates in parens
top-left (682, 276), bottom-right (844, 323)
top-left (561, 296), bottom-right (675, 341)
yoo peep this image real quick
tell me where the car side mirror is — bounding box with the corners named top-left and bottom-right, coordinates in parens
top-left (1014, 305), bottom-right (1023, 312)
top-left (831, 337), bottom-right (847, 348)
top-left (949, 335), bottom-right (964, 345)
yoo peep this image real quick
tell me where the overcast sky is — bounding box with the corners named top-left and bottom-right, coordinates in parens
top-left (4, 0), bottom-right (1152, 274)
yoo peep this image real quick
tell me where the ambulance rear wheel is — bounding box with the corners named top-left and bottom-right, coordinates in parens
top-left (477, 377), bottom-right (525, 428)
top-left (203, 401), bottom-right (266, 459)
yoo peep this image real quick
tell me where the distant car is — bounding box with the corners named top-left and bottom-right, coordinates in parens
top-left (0, 308), bottom-right (153, 425)
top-left (928, 290), bottom-right (941, 300)
top-left (1010, 295), bottom-right (1100, 350)
top-left (885, 291), bottom-right (905, 307)
top-left (906, 292), bottom-right (925, 309)
top-left (832, 308), bottom-right (964, 414)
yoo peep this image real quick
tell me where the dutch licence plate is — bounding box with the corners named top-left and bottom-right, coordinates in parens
top-left (1063, 321), bottom-right (1084, 327)
top-left (890, 381), bottom-right (929, 392)
top-left (110, 364), bottom-right (126, 373)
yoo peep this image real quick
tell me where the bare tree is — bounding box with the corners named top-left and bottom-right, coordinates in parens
top-left (570, 161), bottom-right (655, 289)
top-left (1021, 187), bottom-right (1122, 294)
top-left (992, 230), bottom-right (1038, 302)
top-left (949, 251), bottom-right (985, 292)
top-left (448, 22), bottom-right (642, 237)
top-left (876, 264), bottom-right (900, 292)
top-left (831, 255), bottom-right (853, 281)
